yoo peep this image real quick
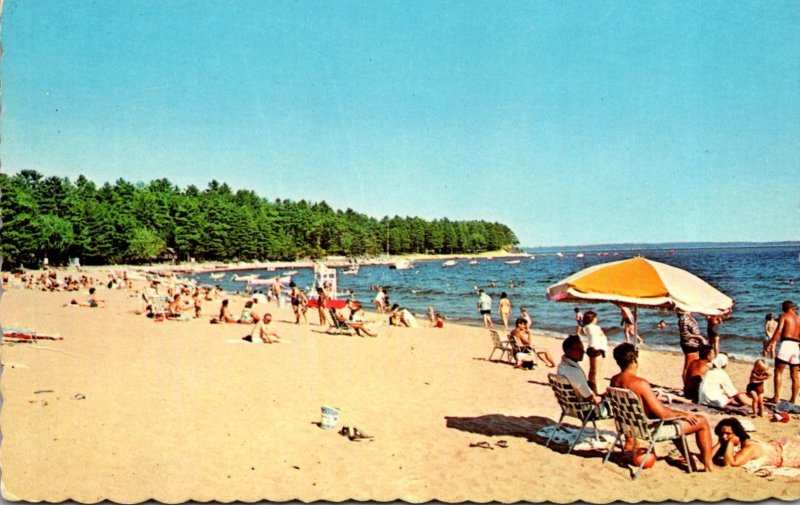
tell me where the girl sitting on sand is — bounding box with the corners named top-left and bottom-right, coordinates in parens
top-left (746, 359), bottom-right (771, 417)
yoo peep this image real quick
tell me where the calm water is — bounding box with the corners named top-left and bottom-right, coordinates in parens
top-left (194, 245), bottom-right (800, 361)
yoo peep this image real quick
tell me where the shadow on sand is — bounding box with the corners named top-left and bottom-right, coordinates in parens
top-left (444, 413), bottom-right (551, 442)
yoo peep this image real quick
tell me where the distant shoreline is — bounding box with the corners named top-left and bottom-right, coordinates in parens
top-left (31, 250), bottom-right (532, 275)
top-left (525, 240), bottom-right (800, 252)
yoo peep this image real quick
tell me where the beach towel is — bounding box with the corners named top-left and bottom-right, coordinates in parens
top-left (742, 461), bottom-right (800, 479)
top-left (2, 327), bottom-right (63, 342)
top-left (773, 400), bottom-right (800, 414)
top-left (652, 386), bottom-right (751, 417)
top-left (536, 424), bottom-right (616, 451)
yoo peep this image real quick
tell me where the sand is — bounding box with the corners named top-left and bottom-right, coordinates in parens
top-left (1, 273), bottom-right (798, 503)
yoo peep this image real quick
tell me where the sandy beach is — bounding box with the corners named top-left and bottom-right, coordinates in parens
top-left (1, 272), bottom-right (798, 503)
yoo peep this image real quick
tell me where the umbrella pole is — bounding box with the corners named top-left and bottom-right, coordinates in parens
top-left (634, 305), bottom-right (640, 346)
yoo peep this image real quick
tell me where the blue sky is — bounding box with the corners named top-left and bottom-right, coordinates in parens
top-left (2, 1), bottom-right (798, 247)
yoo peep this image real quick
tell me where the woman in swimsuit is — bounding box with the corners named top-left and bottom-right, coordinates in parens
top-left (498, 292), bottom-right (512, 330)
top-left (713, 417), bottom-right (800, 468)
top-left (289, 282), bottom-right (308, 324)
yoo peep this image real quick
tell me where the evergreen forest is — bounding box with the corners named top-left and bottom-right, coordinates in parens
top-left (0, 171), bottom-right (518, 268)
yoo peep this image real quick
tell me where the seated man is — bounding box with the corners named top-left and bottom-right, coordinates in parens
top-left (684, 345), bottom-right (715, 402)
top-left (698, 353), bottom-right (751, 408)
top-left (557, 334), bottom-right (609, 415)
top-left (168, 293), bottom-right (194, 319)
top-left (247, 313), bottom-right (283, 343)
top-left (610, 343), bottom-right (716, 472)
top-left (509, 317), bottom-right (556, 368)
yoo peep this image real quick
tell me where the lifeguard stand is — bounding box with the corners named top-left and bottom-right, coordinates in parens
top-left (313, 262), bottom-right (338, 300)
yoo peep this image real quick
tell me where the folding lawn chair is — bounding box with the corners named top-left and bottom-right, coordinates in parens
top-left (327, 308), bottom-right (353, 335)
top-left (546, 373), bottom-right (611, 454)
top-left (603, 386), bottom-right (694, 480)
top-left (488, 330), bottom-right (515, 364)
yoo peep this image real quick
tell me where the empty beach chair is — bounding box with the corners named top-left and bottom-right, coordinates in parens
top-left (488, 330), bottom-right (515, 364)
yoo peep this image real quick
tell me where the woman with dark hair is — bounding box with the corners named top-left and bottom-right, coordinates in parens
top-left (713, 417), bottom-right (800, 468)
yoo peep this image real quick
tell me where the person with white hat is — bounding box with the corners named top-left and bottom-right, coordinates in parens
top-left (698, 353), bottom-right (752, 409)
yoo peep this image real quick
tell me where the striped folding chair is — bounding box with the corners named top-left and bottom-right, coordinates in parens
top-left (546, 373), bottom-right (611, 454)
top-left (603, 386), bottom-right (694, 480)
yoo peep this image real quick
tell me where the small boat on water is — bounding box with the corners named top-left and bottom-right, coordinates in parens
top-left (209, 272), bottom-right (226, 280)
top-left (282, 270), bottom-right (298, 277)
top-left (555, 252), bottom-right (564, 258)
top-left (504, 260), bottom-right (521, 265)
top-left (248, 275), bottom-right (292, 286)
top-left (529, 255), bottom-right (536, 261)
top-left (576, 253), bottom-right (585, 259)
top-left (469, 259), bottom-right (479, 265)
top-left (389, 260), bottom-right (413, 270)
top-left (342, 264), bottom-right (359, 275)
top-left (232, 274), bottom-right (260, 282)
top-left (442, 260), bottom-right (458, 267)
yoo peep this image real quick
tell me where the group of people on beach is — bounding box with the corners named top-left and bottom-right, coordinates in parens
top-left (546, 297), bottom-right (800, 474)
top-left (555, 334), bottom-right (800, 473)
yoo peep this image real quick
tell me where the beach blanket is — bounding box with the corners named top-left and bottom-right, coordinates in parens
top-left (651, 386), bottom-right (751, 417)
top-left (773, 400), bottom-right (800, 415)
top-left (2, 327), bottom-right (63, 343)
top-left (535, 425), bottom-right (617, 452)
top-left (742, 461), bottom-right (800, 479)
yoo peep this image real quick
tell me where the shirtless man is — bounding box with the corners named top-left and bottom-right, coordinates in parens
top-left (683, 345), bottom-right (714, 402)
top-left (610, 343), bottom-right (716, 472)
top-left (249, 313), bottom-right (283, 343)
top-left (510, 318), bottom-right (556, 367)
top-left (766, 300), bottom-right (800, 404)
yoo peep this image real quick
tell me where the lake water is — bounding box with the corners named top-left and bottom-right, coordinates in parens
top-left (194, 244), bottom-right (800, 362)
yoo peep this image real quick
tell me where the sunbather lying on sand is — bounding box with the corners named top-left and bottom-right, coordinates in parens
top-left (68, 287), bottom-right (104, 308)
top-left (713, 417), bottom-right (800, 469)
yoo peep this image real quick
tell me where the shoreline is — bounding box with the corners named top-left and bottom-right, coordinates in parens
top-left (1, 279), bottom-right (799, 501)
top-left (23, 250), bottom-right (531, 275)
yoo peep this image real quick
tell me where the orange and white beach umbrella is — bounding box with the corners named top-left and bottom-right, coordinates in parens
top-left (546, 257), bottom-right (733, 316)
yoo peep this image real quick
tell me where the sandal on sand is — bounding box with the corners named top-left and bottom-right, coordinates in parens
top-left (495, 440), bottom-right (508, 448)
top-left (349, 428), bottom-right (374, 441)
top-left (469, 441), bottom-right (493, 450)
top-left (339, 427), bottom-right (351, 437)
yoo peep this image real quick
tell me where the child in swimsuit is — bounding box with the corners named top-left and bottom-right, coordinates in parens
top-left (746, 358), bottom-right (771, 417)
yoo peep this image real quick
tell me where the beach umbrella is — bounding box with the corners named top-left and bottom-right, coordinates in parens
top-left (546, 257), bottom-right (733, 333)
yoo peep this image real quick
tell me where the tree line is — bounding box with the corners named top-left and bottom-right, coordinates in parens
top-left (0, 171), bottom-right (519, 267)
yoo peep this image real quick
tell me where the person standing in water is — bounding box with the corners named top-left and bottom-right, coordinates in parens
top-left (477, 289), bottom-right (494, 329)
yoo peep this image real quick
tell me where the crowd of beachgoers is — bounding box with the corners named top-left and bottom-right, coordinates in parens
top-left (2, 264), bottom-right (800, 502)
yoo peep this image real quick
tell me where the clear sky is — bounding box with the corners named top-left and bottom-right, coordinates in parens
top-left (2, 1), bottom-right (798, 247)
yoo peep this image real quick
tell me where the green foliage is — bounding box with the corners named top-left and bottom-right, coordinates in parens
top-left (126, 228), bottom-right (166, 263)
top-left (0, 172), bottom-right (519, 267)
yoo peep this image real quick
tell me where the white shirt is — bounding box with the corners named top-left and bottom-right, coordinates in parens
top-left (478, 293), bottom-right (492, 311)
top-left (698, 368), bottom-right (738, 408)
top-left (584, 322), bottom-right (608, 351)
top-left (556, 356), bottom-right (593, 400)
